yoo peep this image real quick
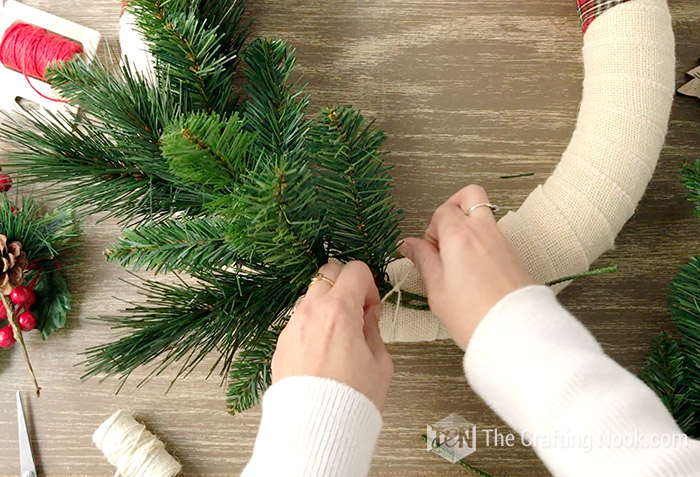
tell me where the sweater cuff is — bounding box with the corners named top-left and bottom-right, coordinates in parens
top-left (243, 376), bottom-right (382, 477)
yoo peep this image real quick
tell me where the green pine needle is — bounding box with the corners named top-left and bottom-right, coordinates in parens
top-left (127, 0), bottom-right (245, 113)
top-left (641, 159), bottom-right (700, 438)
top-left (105, 217), bottom-right (240, 274)
top-left (163, 111), bottom-right (253, 190)
top-left (499, 172), bottom-right (534, 179)
top-left (640, 332), bottom-right (697, 435)
top-left (82, 270), bottom-right (298, 388)
top-left (545, 265), bottom-right (619, 287)
top-left (309, 106), bottom-right (402, 281)
top-left (682, 159), bottom-right (700, 217)
top-left (227, 327), bottom-right (280, 414)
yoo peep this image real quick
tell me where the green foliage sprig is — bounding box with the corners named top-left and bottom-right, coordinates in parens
top-left (0, 194), bottom-right (78, 396)
top-left (0, 195), bottom-right (78, 339)
top-left (641, 160), bottom-right (700, 438)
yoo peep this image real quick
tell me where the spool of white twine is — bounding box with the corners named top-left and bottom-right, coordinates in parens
top-left (93, 410), bottom-right (181, 477)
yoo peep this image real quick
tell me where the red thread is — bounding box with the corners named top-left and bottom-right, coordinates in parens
top-left (0, 22), bottom-right (83, 103)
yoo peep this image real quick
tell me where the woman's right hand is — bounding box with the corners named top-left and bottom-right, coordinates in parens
top-left (399, 184), bottom-right (533, 350)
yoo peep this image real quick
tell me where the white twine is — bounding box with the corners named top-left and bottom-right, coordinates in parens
top-left (93, 410), bottom-right (181, 477)
top-left (380, 267), bottom-right (412, 341)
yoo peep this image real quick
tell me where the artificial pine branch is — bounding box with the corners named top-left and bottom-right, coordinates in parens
top-left (640, 332), bottom-right (696, 435)
top-left (0, 195), bottom-right (78, 262)
top-left (227, 327), bottom-right (280, 414)
top-left (80, 39), bottom-right (328, 397)
top-left (105, 217), bottom-right (238, 274)
top-left (544, 265), bottom-right (619, 287)
top-left (309, 106), bottom-right (402, 281)
top-left (682, 159), bottom-right (700, 216)
top-left (666, 256), bottom-right (700, 437)
top-left (641, 158), bottom-right (700, 438)
top-left (242, 40), bottom-right (311, 160)
top-left (149, 0), bottom-right (248, 57)
top-left (45, 58), bottom-right (174, 152)
top-left (128, 0), bottom-right (242, 113)
top-left (224, 39), bottom-right (325, 286)
top-left (0, 107), bottom-right (205, 225)
top-left (1, 1), bottom-right (404, 412)
top-left (162, 111), bottom-right (253, 191)
top-left (197, 0), bottom-right (248, 57)
top-left (82, 270), bottom-right (298, 387)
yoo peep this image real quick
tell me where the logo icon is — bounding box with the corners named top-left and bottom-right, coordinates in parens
top-left (426, 413), bottom-right (477, 463)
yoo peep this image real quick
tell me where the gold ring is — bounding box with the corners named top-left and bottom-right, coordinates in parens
top-left (310, 273), bottom-right (335, 287)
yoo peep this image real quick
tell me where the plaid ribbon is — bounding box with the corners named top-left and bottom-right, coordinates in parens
top-left (577, 0), bottom-right (632, 33)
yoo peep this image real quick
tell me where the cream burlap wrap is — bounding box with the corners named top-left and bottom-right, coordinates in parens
top-left (379, 0), bottom-right (675, 342)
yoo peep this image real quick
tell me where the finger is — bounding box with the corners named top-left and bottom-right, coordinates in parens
top-left (425, 202), bottom-right (468, 243)
top-left (305, 262), bottom-right (344, 301)
top-left (447, 184), bottom-right (496, 222)
top-left (399, 237), bottom-right (442, 294)
top-left (363, 303), bottom-right (388, 358)
top-left (329, 261), bottom-right (380, 310)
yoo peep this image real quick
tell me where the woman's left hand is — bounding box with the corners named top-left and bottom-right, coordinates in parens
top-left (272, 261), bottom-right (394, 411)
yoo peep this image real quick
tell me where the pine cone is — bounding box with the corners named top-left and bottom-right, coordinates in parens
top-left (0, 234), bottom-right (28, 295)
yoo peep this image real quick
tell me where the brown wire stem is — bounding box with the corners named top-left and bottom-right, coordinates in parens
top-left (1, 293), bottom-right (40, 397)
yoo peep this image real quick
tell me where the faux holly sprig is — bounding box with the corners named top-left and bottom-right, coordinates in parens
top-left (0, 168), bottom-right (79, 395)
top-left (1, 283), bottom-right (41, 395)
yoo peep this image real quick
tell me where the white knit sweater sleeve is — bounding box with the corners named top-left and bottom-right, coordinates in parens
top-left (242, 376), bottom-right (382, 477)
top-left (244, 286), bottom-right (700, 477)
top-left (465, 285), bottom-right (700, 476)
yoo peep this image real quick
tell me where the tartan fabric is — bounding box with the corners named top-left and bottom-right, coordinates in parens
top-left (577, 0), bottom-right (632, 33)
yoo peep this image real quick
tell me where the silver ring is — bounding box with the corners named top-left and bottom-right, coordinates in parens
top-left (465, 202), bottom-right (499, 216)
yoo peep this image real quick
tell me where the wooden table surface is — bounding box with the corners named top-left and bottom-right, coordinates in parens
top-left (1, 0), bottom-right (699, 475)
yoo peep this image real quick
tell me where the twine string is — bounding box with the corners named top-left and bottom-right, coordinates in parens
top-left (380, 268), bottom-right (412, 340)
top-left (0, 21), bottom-right (83, 103)
top-left (93, 411), bottom-right (181, 477)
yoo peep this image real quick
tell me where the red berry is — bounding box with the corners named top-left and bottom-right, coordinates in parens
top-left (0, 304), bottom-right (6, 320)
top-left (10, 286), bottom-right (32, 305)
top-left (18, 311), bottom-right (36, 332)
top-left (0, 325), bottom-right (15, 348)
top-left (0, 174), bottom-right (12, 193)
top-left (25, 290), bottom-right (36, 307)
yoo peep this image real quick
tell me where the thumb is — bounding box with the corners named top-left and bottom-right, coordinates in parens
top-left (399, 237), bottom-right (442, 294)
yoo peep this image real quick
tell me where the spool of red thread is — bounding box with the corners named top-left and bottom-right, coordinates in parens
top-left (0, 21), bottom-right (83, 80)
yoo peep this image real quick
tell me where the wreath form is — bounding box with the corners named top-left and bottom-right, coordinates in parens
top-left (380, 0), bottom-right (676, 341)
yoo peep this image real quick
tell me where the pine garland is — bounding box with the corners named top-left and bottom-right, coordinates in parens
top-left (0, 0), bottom-right (400, 411)
top-left (641, 159), bottom-right (700, 438)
